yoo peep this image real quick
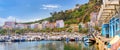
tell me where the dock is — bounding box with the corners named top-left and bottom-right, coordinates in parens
top-left (91, 33), bottom-right (120, 50)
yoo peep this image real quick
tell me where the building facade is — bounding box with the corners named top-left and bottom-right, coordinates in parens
top-left (90, 12), bottom-right (98, 26)
top-left (29, 23), bottom-right (40, 29)
top-left (56, 20), bottom-right (64, 28)
top-left (16, 24), bottom-right (25, 29)
top-left (102, 14), bottom-right (120, 38)
top-left (109, 14), bottom-right (120, 37)
top-left (42, 21), bottom-right (49, 29)
top-left (49, 23), bottom-right (56, 29)
top-left (70, 24), bottom-right (79, 32)
top-left (38, 24), bottom-right (42, 30)
top-left (3, 21), bottom-right (16, 29)
top-left (102, 24), bottom-right (109, 37)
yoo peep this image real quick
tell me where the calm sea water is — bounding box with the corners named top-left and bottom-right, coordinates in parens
top-left (0, 41), bottom-right (96, 50)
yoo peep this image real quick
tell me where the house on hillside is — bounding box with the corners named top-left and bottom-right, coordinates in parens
top-left (56, 20), bottom-right (64, 28)
top-left (30, 24), bottom-right (35, 29)
top-left (90, 12), bottom-right (98, 26)
top-left (38, 24), bottom-right (42, 30)
top-left (70, 24), bottom-right (79, 32)
top-left (49, 23), bottom-right (56, 29)
top-left (16, 24), bottom-right (26, 29)
top-left (42, 21), bottom-right (49, 29)
top-left (3, 21), bottom-right (16, 29)
top-left (29, 23), bottom-right (41, 29)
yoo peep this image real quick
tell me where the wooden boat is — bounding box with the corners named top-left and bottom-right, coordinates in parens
top-left (82, 35), bottom-right (95, 43)
top-left (70, 37), bottom-right (75, 41)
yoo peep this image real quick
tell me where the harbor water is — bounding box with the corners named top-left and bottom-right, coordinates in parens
top-left (0, 41), bottom-right (96, 50)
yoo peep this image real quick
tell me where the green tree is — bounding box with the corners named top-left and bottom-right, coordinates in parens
top-left (94, 25), bottom-right (101, 32)
top-left (0, 29), bottom-right (7, 35)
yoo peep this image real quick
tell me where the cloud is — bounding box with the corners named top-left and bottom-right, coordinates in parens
top-left (41, 4), bottom-right (61, 10)
top-left (0, 16), bottom-right (42, 26)
top-left (0, 16), bottom-right (16, 26)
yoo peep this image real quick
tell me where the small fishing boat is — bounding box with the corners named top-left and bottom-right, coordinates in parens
top-left (82, 35), bottom-right (95, 43)
top-left (20, 38), bottom-right (26, 42)
top-left (4, 36), bottom-right (11, 42)
top-left (11, 37), bottom-right (26, 42)
top-left (0, 37), bottom-right (5, 42)
top-left (0, 39), bottom-right (5, 42)
top-left (66, 38), bottom-right (70, 42)
top-left (12, 39), bottom-right (20, 42)
top-left (70, 37), bottom-right (75, 41)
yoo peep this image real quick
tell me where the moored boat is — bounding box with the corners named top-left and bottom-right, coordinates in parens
top-left (82, 35), bottom-right (95, 43)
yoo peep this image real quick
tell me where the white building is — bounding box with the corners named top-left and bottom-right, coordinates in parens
top-left (42, 21), bottom-right (49, 29)
top-left (16, 24), bottom-right (25, 29)
top-left (31, 23), bottom-right (42, 29)
top-left (30, 24), bottom-right (35, 29)
top-left (29, 23), bottom-right (39, 29)
top-left (56, 20), bottom-right (64, 28)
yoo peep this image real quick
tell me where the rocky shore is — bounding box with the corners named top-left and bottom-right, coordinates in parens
top-left (0, 32), bottom-right (85, 42)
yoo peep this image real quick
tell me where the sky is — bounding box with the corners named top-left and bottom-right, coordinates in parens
top-left (0, 0), bottom-right (89, 26)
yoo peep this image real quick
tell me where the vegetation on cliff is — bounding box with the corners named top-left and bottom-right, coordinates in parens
top-left (0, 0), bottom-right (103, 34)
top-left (25, 0), bottom-right (102, 24)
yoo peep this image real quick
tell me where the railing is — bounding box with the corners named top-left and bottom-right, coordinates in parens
top-left (97, 5), bottom-right (103, 20)
top-left (103, 0), bottom-right (119, 5)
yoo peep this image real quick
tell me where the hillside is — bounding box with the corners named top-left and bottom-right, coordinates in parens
top-left (0, 0), bottom-right (103, 34)
top-left (25, 0), bottom-right (102, 24)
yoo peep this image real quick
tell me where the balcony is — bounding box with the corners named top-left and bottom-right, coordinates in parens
top-left (103, 0), bottom-right (119, 5)
top-left (103, 5), bottom-right (115, 10)
top-left (98, 0), bottom-right (120, 25)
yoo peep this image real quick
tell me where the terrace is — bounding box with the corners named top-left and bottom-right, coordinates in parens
top-left (97, 0), bottom-right (120, 25)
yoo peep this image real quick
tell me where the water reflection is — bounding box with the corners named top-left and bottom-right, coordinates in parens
top-left (64, 41), bottom-right (96, 50)
top-left (0, 41), bottom-right (96, 50)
